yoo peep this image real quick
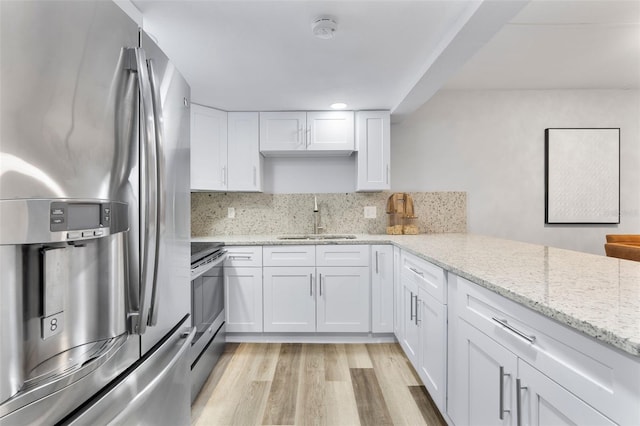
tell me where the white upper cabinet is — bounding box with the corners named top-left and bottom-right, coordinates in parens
top-left (227, 112), bottom-right (262, 192)
top-left (191, 105), bottom-right (262, 192)
top-left (191, 104), bottom-right (227, 191)
top-left (260, 111), bottom-right (354, 155)
top-left (356, 111), bottom-right (390, 192)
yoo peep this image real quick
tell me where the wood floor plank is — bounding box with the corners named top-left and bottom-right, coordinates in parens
top-left (325, 381), bottom-right (361, 426)
top-left (366, 344), bottom-right (430, 425)
top-left (324, 344), bottom-right (350, 382)
top-left (262, 343), bottom-right (303, 425)
top-left (230, 380), bottom-right (271, 426)
top-left (252, 342), bottom-right (281, 382)
top-left (366, 343), bottom-right (421, 386)
top-left (409, 385), bottom-right (447, 426)
top-left (349, 368), bottom-right (393, 426)
top-left (345, 344), bottom-right (373, 369)
top-left (295, 344), bottom-right (326, 426)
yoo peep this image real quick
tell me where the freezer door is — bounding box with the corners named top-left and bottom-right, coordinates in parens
top-left (63, 325), bottom-right (195, 426)
top-left (139, 33), bottom-right (192, 355)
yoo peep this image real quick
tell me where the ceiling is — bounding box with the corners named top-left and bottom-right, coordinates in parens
top-left (133, 0), bottom-right (640, 121)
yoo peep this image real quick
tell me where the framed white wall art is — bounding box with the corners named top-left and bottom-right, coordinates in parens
top-left (545, 128), bottom-right (620, 224)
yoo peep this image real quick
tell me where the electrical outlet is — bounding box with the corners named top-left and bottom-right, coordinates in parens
top-left (228, 207), bottom-right (235, 218)
top-left (364, 206), bottom-right (376, 219)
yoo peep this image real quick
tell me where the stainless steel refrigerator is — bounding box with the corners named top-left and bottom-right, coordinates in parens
top-left (0, 1), bottom-right (193, 424)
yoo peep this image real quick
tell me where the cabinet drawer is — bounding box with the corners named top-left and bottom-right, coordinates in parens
top-left (263, 245), bottom-right (315, 267)
top-left (400, 250), bottom-right (446, 303)
top-left (316, 245), bottom-right (369, 267)
top-left (224, 246), bottom-right (262, 267)
top-left (451, 274), bottom-right (640, 426)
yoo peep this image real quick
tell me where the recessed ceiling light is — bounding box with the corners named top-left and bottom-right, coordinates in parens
top-left (330, 102), bottom-right (347, 110)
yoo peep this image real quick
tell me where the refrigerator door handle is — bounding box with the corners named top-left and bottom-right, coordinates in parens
top-left (131, 46), bottom-right (158, 335)
top-left (146, 58), bottom-right (165, 327)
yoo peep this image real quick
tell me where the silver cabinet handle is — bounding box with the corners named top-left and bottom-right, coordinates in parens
top-left (229, 255), bottom-right (251, 260)
top-left (319, 273), bottom-right (323, 296)
top-left (386, 164), bottom-right (390, 184)
top-left (499, 366), bottom-right (511, 420)
top-left (516, 378), bottom-right (527, 426)
top-left (221, 166), bottom-right (227, 185)
top-left (409, 267), bottom-right (424, 277)
top-left (253, 166), bottom-right (257, 187)
top-left (415, 297), bottom-right (420, 325)
top-left (375, 251), bottom-right (379, 274)
top-left (409, 292), bottom-right (415, 321)
top-left (310, 273), bottom-right (313, 296)
top-left (492, 317), bottom-right (536, 343)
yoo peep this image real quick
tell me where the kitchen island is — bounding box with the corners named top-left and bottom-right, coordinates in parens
top-left (193, 233), bottom-right (640, 357)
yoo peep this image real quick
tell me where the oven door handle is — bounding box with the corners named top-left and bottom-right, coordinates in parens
top-left (191, 252), bottom-right (227, 280)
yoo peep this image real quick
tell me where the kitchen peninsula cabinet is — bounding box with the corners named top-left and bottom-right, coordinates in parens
top-left (191, 106), bottom-right (262, 192)
top-left (356, 111), bottom-right (391, 191)
top-left (259, 111), bottom-right (354, 155)
top-left (447, 274), bottom-right (638, 426)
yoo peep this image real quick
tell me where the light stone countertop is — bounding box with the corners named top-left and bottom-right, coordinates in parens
top-left (192, 233), bottom-right (640, 357)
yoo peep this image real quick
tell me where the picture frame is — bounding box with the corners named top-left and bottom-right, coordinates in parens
top-left (545, 128), bottom-right (620, 224)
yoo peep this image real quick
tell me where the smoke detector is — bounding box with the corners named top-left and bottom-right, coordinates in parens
top-left (312, 17), bottom-right (337, 40)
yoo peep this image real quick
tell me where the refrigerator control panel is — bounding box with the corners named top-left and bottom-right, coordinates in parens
top-left (49, 201), bottom-right (128, 240)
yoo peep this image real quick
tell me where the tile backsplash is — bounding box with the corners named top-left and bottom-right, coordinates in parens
top-left (191, 192), bottom-right (466, 236)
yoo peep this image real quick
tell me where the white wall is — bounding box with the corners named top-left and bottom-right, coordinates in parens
top-left (263, 156), bottom-right (356, 193)
top-left (391, 89), bottom-right (640, 255)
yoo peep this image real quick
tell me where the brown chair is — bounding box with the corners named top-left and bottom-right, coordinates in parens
top-left (604, 234), bottom-right (640, 262)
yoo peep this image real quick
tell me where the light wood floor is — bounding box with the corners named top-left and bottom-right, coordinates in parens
top-left (191, 342), bottom-right (446, 426)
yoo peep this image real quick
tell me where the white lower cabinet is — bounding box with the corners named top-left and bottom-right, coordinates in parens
top-left (371, 245), bottom-right (394, 333)
top-left (224, 246), bottom-right (263, 333)
top-left (262, 245), bottom-right (370, 333)
top-left (447, 274), bottom-right (638, 426)
top-left (263, 266), bottom-right (316, 332)
top-left (396, 250), bottom-right (448, 413)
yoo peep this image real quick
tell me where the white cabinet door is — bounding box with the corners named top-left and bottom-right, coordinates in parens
top-left (225, 267), bottom-right (262, 333)
top-left (371, 245), bottom-right (394, 333)
top-left (307, 111), bottom-right (354, 152)
top-left (316, 266), bottom-right (369, 333)
top-left (263, 266), bottom-right (316, 332)
top-left (417, 288), bottom-right (447, 412)
top-left (259, 111), bottom-right (306, 152)
top-left (393, 246), bottom-right (402, 338)
top-left (448, 318), bottom-right (517, 426)
top-left (190, 104), bottom-right (227, 191)
top-left (227, 112), bottom-right (262, 192)
top-left (401, 276), bottom-right (420, 366)
top-left (517, 360), bottom-right (615, 426)
top-left (356, 111), bottom-right (390, 191)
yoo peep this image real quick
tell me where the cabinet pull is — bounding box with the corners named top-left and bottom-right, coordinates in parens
top-left (221, 167), bottom-right (226, 185)
top-left (386, 164), bottom-right (390, 184)
top-left (415, 298), bottom-right (420, 325)
top-left (375, 251), bottom-right (379, 274)
top-left (492, 317), bottom-right (536, 343)
top-left (499, 366), bottom-right (511, 420)
top-left (253, 166), bottom-right (257, 186)
top-left (229, 255), bottom-right (251, 260)
top-left (409, 292), bottom-right (415, 321)
top-left (516, 378), bottom-right (527, 426)
top-left (319, 273), bottom-right (323, 296)
top-left (310, 273), bottom-right (313, 296)
top-left (409, 267), bottom-right (424, 277)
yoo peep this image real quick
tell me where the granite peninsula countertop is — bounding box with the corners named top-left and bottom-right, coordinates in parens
top-left (192, 233), bottom-right (640, 357)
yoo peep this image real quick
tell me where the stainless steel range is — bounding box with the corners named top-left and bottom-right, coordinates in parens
top-left (190, 242), bottom-right (226, 401)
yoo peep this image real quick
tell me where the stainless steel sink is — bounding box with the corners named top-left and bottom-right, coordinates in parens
top-left (277, 234), bottom-right (357, 241)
